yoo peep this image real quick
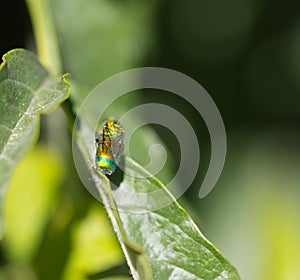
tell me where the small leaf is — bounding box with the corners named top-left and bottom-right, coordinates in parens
top-left (0, 49), bottom-right (70, 238)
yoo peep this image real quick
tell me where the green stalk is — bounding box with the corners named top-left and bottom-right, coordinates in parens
top-left (26, 0), bottom-right (76, 128)
top-left (25, 0), bottom-right (61, 76)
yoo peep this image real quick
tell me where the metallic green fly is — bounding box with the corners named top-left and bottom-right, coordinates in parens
top-left (95, 118), bottom-right (125, 175)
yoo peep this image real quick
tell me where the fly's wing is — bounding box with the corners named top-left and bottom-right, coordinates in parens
top-left (110, 131), bottom-right (125, 164)
top-left (95, 125), bottom-right (104, 141)
top-left (95, 119), bottom-right (125, 163)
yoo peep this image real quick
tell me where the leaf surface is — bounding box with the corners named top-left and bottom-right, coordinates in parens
top-left (0, 49), bottom-right (70, 237)
top-left (75, 120), bottom-right (240, 280)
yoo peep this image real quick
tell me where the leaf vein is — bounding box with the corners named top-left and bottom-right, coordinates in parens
top-left (0, 76), bottom-right (55, 160)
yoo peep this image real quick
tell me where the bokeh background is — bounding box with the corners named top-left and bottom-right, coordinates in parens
top-left (1, 0), bottom-right (300, 279)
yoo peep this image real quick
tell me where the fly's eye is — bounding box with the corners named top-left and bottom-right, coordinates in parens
top-left (95, 138), bottom-right (99, 143)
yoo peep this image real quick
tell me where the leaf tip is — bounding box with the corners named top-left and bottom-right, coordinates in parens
top-left (62, 73), bottom-right (72, 97)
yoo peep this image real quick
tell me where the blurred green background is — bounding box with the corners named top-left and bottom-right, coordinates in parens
top-left (1, 0), bottom-right (300, 279)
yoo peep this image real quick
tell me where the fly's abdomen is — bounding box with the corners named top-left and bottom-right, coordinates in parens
top-left (96, 153), bottom-right (117, 175)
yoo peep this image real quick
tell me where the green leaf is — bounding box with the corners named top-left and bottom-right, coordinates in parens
top-left (0, 49), bottom-right (70, 238)
top-left (4, 145), bottom-right (64, 263)
top-left (75, 122), bottom-right (240, 280)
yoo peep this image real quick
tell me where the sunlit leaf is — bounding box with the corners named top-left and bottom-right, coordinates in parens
top-left (0, 49), bottom-right (70, 238)
top-left (75, 120), bottom-right (240, 280)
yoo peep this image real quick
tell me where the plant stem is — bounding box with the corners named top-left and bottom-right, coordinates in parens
top-left (25, 0), bottom-right (62, 76)
top-left (26, 0), bottom-right (77, 129)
